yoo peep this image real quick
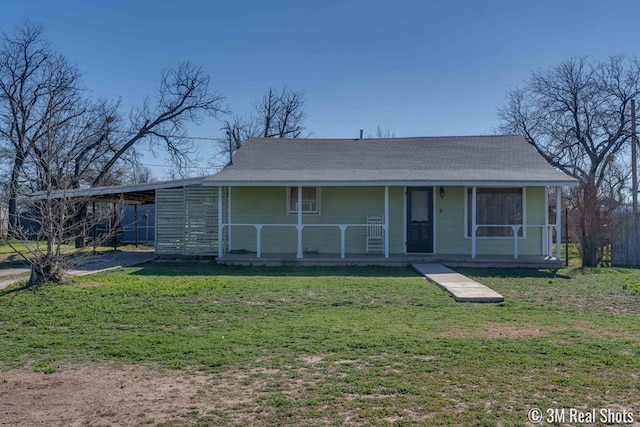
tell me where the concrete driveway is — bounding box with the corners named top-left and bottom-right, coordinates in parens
top-left (0, 249), bottom-right (155, 289)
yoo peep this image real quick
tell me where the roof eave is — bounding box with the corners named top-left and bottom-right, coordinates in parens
top-left (202, 179), bottom-right (580, 187)
top-left (30, 177), bottom-right (206, 201)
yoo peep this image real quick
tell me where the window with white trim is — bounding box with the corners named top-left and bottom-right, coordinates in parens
top-left (287, 187), bottom-right (320, 214)
top-left (466, 188), bottom-right (524, 237)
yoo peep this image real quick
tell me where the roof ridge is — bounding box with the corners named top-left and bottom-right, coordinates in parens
top-left (245, 134), bottom-right (522, 142)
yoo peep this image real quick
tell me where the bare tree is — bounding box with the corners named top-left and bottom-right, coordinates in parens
top-left (0, 23), bottom-right (84, 234)
top-left (219, 87), bottom-right (306, 162)
top-left (91, 62), bottom-right (227, 185)
top-left (601, 160), bottom-right (631, 203)
top-left (370, 126), bottom-right (395, 138)
top-left (498, 56), bottom-right (640, 266)
top-left (0, 23), bottom-right (228, 229)
top-left (0, 22), bottom-right (230, 277)
top-left (11, 117), bottom-right (123, 285)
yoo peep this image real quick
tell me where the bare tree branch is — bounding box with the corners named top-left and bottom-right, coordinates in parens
top-left (498, 56), bottom-right (640, 265)
top-left (218, 86), bottom-right (306, 162)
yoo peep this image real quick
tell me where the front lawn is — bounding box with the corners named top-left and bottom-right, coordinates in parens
top-left (0, 263), bottom-right (639, 425)
top-left (0, 241), bottom-right (151, 269)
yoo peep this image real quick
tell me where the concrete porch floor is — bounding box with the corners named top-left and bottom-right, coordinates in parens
top-left (216, 253), bottom-right (562, 269)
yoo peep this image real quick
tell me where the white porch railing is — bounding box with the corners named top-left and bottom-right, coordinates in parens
top-left (220, 223), bottom-right (386, 259)
top-left (470, 224), bottom-right (557, 260)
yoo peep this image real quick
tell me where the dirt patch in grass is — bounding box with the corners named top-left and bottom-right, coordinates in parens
top-left (0, 364), bottom-right (213, 426)
top-left (438, 322), bottom-right (559, 339)
top-left (299, 355), bottom-right (324, 364)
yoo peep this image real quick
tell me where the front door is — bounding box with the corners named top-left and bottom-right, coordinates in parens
top-left (407, 187), bottom-right (433, 253)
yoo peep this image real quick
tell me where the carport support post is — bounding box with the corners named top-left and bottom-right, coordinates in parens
top-left (92, 201), bottom-right (96, 254)
top-left (556, 186), bottom-right (562, 261)
top-left (113, 202), bottom-right (117, 251)
top-left (296, 186), bottom-right (303, 259)
top-left (384, 186), bottom-right (389, 258)
top-left (134, 204), bottom-right (139, 248)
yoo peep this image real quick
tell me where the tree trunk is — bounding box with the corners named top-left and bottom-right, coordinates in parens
top-left (578, 183), bottom-right (601, 267)
top-left (27, 258), bottom-right (64, 286)
top-left (7, 153), bottom-right (25, 237)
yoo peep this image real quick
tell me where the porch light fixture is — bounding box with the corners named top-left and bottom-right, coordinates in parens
top-left (439, 187), bottom-right (445, 199)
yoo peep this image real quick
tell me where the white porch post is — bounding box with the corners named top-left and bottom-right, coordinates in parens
top-left (339, 225), bottom-right (347, 259)
top-left (512, 226), bottom-right (519, 259)
top-left (471, 187), bottom-right (477, 259)
top-left (227, 187), bottom-right (232, 253)
top-left (217, 186), bottom-right (223, 258)
top-left (296, 186), bottom-right (303, 259)
top-left (384, 186), bottom-right (389, 258)
top-left (543, 186), bottom-right (549, 256)
top-left (556, 186), bottom-right (562, 261)
top-left (255, 224), bottom-right (263, 258)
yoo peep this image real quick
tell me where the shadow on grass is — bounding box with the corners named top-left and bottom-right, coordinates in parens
top-left (0, 282), bottom-right (37, 297)
top-left (0, 254), bottom-right (28, 269)
top-left (454, 267), bottom-right (570, 280)
top-left (129, 262), bottom-right (420, 278)
top-left (127, 262), bottom-right (569, 280)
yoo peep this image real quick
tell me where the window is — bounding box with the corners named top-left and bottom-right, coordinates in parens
top-left (466, 188), bottom-right (524, 237)
top-left (288, 187), bottom-right (320, 214)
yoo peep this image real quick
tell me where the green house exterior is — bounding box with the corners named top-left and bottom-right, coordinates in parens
top-left (214, 184), bottom-right (550, 257)
top-left (149, 135), bottom-right (578, 264)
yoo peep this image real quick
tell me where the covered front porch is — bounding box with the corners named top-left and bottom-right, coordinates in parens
top-left (193, 184), bottom-right (566, 265)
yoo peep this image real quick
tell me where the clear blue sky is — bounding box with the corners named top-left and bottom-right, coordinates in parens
top-left (1, 0), bottom-right (638, 178)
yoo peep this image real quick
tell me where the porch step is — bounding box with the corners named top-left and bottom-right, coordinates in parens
top-left (412, 263), bottom-right (504, 303)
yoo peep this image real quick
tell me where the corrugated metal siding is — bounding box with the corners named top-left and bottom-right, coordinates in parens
top-left (184, 186), bottom-right (217, 255)
top-left (156, 188), bottom-right (185, 255)
top-left (156, 186), bottom-right (225, 256)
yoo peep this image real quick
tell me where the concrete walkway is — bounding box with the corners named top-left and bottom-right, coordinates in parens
top-left (412, 263), bottom-right (504, 303)
top-left (0, 249), bottom-right (155, 290)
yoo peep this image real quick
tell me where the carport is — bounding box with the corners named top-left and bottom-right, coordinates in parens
top-left (34, 177), bottom-right (207, 252)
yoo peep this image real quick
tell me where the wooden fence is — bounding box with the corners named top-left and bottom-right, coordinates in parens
top-left (611, 212), bottom-right (640, 266)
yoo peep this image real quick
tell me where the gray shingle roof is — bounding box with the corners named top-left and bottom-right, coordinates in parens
top-left (204, 135), bottom-right (578, 186)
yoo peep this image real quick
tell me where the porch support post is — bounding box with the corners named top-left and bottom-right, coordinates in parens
top-left (255, 224), bottom-right (263, 258)
top-left (339, 225), bottom-right (347, 259)
top-left (555, 186), bottom-right (562, 261)
top-left (512, 226), bottom-right (519, 259)
top-left (384, 186), bottom-right (389, 258)
top-left (296, 186), bottom-right (303, 259)
top-left (227, 186), bottom-right (232, 253)
top-left (134, 204), bottom-right (139, 248)
top-left (217, 186), bottom-right (223, 258)
top-left (543, 186), bottom-right (549, 256)
top-left (92, 201), bottom-right (97, 254)
top-left (471, 187), bottom-right (477, 259)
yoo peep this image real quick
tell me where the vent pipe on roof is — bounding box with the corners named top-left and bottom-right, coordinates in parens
top-left (359, 129), bottom-right (363, 139)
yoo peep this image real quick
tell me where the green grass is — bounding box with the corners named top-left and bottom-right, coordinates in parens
top-left (1, 263), bottom-right (639, 425)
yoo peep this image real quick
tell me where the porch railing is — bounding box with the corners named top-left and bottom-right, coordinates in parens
top-left (222, 223), bottom-right (559, 260)
top-left (220, 223), bottom-right (383, 259)
top-left (470, 224), bottom-right (557, 260)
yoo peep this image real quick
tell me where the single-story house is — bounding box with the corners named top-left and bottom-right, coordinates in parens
top-left (41, 135), bottom-right (579, 267)
top-left (158, 135), bottom-right (578, 266)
